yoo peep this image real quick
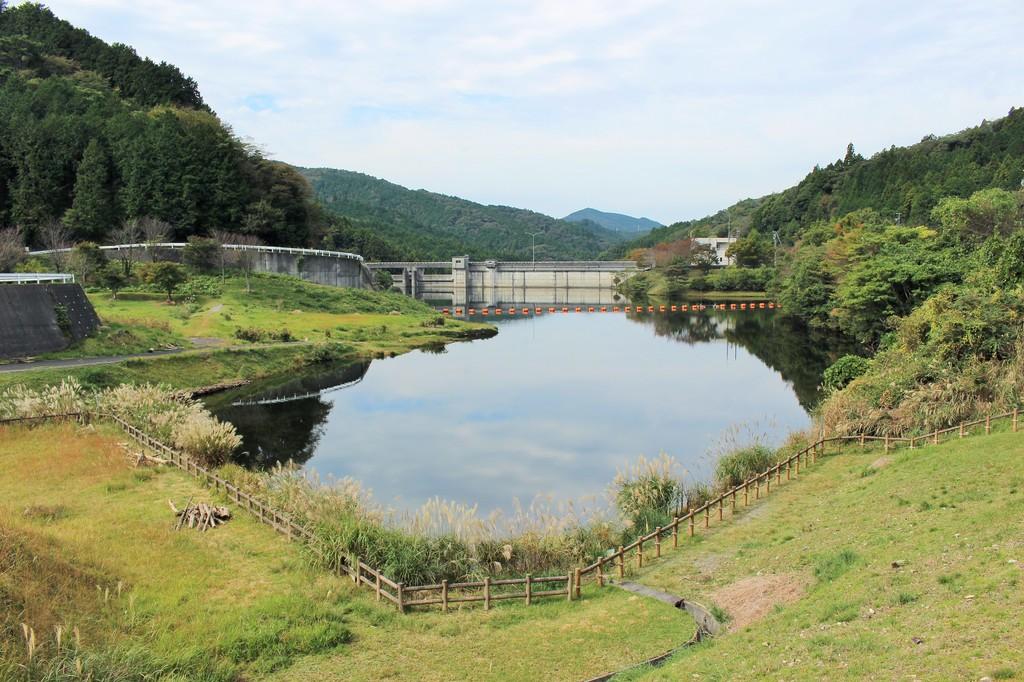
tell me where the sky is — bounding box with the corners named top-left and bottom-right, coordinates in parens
top-left (42, 0), bottom-right (1024, 225)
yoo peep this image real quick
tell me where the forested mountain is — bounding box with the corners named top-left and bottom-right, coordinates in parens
top-left (562, 208), bottom-right (660, 235)
top-left (0, 3), bottom-right (316, 247)
top-left (753, 113), bottom-right (1024, 241)
top-left (302, 167), bottom-right (622, 261)
top-left (616, 109), bottom-right (1024, 258)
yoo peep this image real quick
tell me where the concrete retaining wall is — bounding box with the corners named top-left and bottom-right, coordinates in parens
top-left (0, 284), bottom-right (100, 359)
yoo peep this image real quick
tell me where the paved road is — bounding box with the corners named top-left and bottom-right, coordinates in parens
top-left (0, 349), bottom-right (185, 374)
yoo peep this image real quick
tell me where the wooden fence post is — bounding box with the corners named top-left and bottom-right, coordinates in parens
top-left (743, 483), bottom-right (749, 507)
top-left (617, 547), bottom-right (625, 578)
top-left (526, 575), bottom-right (533, 605)
top-left (442, 580), bottom-right (449, 613)
top-left (375, 573), bottom-right (382, 602)
top-left (704, 506), bottom-right (710, 528)
top-left (732, 489), bottom-right (737, 512)
top-left (755, 477), bottom-right (761, 500)
top-left (574, 568), bottom-right (581, 599)
top-left (1014, 408), bottom-right (1019, 433)
top-left (775, 465), bottom-right (781, 485)
top-left (484, 577), bottom-right (491, 610)
top-left (352, 556), bottom-right (360, 585)
top-left (718, 498), bottom-right (724, 520)
top-left (795, 454), bottom-right (800, 476)
top-left (597, 560), bottom-right (605, 587)
top-left (637, 538), bottom-right (644, 568)
top-left (787, 460), bottom-right (792, 480)
top-left (688, 513), bottom-right (695, 536)
top-left (397, 583), bottom-right (405, 613)
top-left (986, 415), bottom-right (991, 434)
top-left (933, 430), bottom-right (938, 445)
top-left (960, 423), bottom-right (965, 438)
top-left (655, 527), bottom-right (662, 558)
top-left (672, 520), bottom-right (679, 548)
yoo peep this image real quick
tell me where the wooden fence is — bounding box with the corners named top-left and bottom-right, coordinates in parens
top-left (2, 406), bottom-right (1020, 613)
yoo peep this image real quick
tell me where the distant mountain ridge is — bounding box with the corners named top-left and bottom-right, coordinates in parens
top-left (563, 208), bottom-right (661, 234)
top-left (301, 167), bottom-right (624, 261)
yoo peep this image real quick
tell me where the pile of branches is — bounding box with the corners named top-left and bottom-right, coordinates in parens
top-left (170, 499), bottom-right (231, 531)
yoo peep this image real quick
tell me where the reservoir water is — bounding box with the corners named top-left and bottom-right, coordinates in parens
top-left (209, 305), bottom-right (839, 516)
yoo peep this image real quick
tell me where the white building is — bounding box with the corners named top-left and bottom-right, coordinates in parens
top-left (694, 237), bottom-right (737, 267)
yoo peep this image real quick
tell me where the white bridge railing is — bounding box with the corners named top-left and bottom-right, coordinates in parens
top-left (0, 273), bottom-right (75, 284)
top-left (29, 243), bottom-right (364, 262)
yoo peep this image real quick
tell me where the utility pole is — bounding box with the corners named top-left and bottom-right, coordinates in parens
top-left (528, 231), bottom-right (543, 264)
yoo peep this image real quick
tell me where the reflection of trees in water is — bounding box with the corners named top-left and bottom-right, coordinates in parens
top-left (628, 311), bottom-right (849, 410)
top-left (633, 311), bottom-right (723, 345)
top-left (210, 362), bottom-right (370, 469)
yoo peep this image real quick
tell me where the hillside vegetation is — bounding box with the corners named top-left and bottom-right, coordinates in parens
top-left (624, 431), bottom-right (1024, 680)
top-left (302, 167), bottom-right (623, 261)
top-left (0, 271), bottom-right (492, 392)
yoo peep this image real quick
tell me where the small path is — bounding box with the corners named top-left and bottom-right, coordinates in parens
top-left (581, 581), bottom-right (722, 682)
top-left (0, 349), bottom-right (185, 373)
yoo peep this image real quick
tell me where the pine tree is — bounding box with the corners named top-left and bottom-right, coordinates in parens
top-left (64, 139), bottom-right (116, 241)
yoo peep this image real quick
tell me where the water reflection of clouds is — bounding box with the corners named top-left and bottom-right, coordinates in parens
top-left (221, 311), bottom-right (816, 515)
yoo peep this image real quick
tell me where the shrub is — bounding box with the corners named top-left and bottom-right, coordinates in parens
top-left (714, 444), bottom-right (776, 490)
top-left (233, 327), bottom-right (295, 343)
top-left (613, 454), bottom-right (682, 532)
top-left (176, 275), bottom-right (223, 301)
top-left (822, 354), bottom-right (871, 393)
top-left (172, 413), bottom-right (242, 467)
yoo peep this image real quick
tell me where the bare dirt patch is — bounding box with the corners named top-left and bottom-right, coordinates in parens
top-left (710, 573), bottom-right (809, 630)
top-left (870, 455), bottom-right (894, 469)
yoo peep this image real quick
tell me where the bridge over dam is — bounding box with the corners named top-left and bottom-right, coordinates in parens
top-left (366, 257), bottom-right (639, 306)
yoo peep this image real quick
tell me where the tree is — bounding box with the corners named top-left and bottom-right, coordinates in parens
top-left (230, 232), bottom-right (263, 292)
top-left (63, 139), bottom-right (116, 241)
top-left (726, 229), bottom-right (772, 267)
top-left (143, 261), bottom-right (187, 302)
top-left (137, 216), bottom-right (172, 261)
top-left (68, 241), bottom-right (106, 286)
top-left (38, 220), bottom-right (71, 271)
top-left (109, 220), bottom-right (143, 276)
top-left (0, 226), bottom-right (24, 271)
top-left (98, 263), bottom-right (127, 299)
top-left (931, 188), bottom-right (1020, 242)
top-left (690, 243), bottom-right (719, 273)
top-left (182, 235), bottom-right (219, 272)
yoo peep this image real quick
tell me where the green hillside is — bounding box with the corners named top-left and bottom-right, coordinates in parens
top-left (0, 3), bottom-right (314, 247)
top-left (302, 167), bottom-right (623, 261)
top-left (626, 431), bottom-right (1024, 680)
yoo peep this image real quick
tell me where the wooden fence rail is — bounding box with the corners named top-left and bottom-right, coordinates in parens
top-left (2, 405), bottom-right (1020, 613)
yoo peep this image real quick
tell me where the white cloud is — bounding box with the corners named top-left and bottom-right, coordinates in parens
top-left (40, 0), bottom-right (1024, 222)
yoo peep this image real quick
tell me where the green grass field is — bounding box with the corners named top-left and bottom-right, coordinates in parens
top-left (0, 423), bottom-right (688, 681)
top-left (1, 274), bottom-right (493, 392)
top-left (615, 432), bottom-right (1024, 680)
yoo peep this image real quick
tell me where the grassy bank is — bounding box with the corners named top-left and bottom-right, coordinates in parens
top-left (0, 422), bottom-right (688, 681)
top-left (1, 273), bottom-right (493, 391)
top-left (621, 431), bottom-right (1024, 680)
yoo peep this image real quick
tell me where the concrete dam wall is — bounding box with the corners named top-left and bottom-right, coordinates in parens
top-left (0, 283), bottom-right (100, 359)
top-left (367, 258), bottom-right (639, 306)
top-left (30, 244), bottom-right (376, 290)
